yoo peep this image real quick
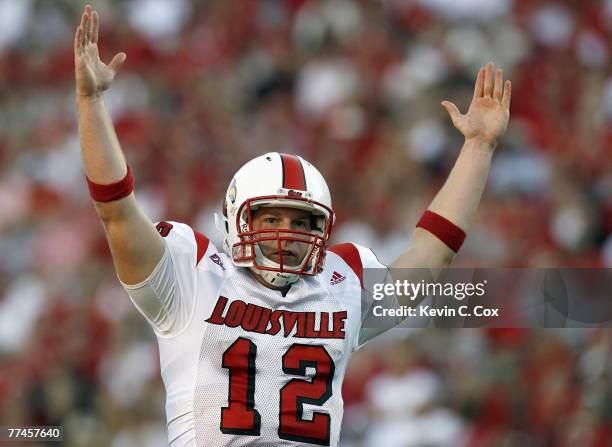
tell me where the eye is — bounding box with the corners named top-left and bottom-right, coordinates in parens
top-left (293, 220), bottom-right (309, 229)
top-left (264, 217), bottom-right (277, 224)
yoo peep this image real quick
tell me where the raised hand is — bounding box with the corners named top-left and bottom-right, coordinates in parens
top-left (74, 4), bottom-right (126, 99)
top-left (441, 63), bottom-right (511, 149)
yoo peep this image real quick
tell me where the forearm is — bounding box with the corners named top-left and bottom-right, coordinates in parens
top-left (392, 139), bottom-right (493, 269)
top-left (77, 95), bottom-right (127, 183)
top-left (77, 94), bottom-right (136, 221)
top-left (428, 138), bottom-right (493, 230)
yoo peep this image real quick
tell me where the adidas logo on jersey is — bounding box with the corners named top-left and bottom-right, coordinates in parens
top-left (330, 271), bottom-right (346, 285)
top-left (209, 253), bottom-right (225, 270)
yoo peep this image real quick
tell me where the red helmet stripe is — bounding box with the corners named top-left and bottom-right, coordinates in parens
top-left (280, 154), bottom-right (306, 190)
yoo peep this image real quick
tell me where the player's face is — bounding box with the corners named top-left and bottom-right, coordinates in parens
top-left (251, 207), bottom-right (313, 266)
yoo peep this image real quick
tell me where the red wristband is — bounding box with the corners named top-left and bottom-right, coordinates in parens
top-left (86, 165), bottom-right (134, 202)
top-left (416, 210), bottom-right (466, 252)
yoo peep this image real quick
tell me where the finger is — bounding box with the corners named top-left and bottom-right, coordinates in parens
top-left (109, 52), bottom-right (127, 74)
top-left (81, 13), bottom-right (89, 48)
top-left (74, 27), bottom-right (82, 55)
top-left (92, 11), bottom-right (99, 44)
top-left (472, 68), bottom-right (484, 100)
top-left (502, 80), bottom-right (512, 110)
top-left (79, 12), bottom-right (87, 49)
top-left (483, 62), bottom-right (494, 97)
top-left (79, 8), bottom-right (87, 29)
top-left (86, 8), bottom-right (94, 43)
top-left (493, 68), bottom-right (502, 101)
top-left (441, 101), bottom-right (463, 127)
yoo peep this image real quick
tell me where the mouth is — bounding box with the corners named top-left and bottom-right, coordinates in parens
top-left (268, 250), bottom-right (300, 266)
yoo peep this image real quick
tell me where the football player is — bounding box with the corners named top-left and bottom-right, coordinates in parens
top-left (75, 4), bottom-right (510, 446)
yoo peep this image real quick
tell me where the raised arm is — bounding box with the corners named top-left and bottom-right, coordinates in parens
top-left (392, 62), bottom-right (511, 269)
top-left (75, 4), bottom-right (164, 284)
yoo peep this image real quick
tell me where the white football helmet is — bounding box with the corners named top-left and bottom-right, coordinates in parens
top-left (222, 152), bottom-right (335, 287)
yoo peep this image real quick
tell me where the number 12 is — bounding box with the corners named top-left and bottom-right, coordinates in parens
top-left (221, 337), bottom-right (335, 446)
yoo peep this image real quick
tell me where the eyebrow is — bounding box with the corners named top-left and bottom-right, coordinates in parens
top-left (258, 210), bottom-right (311, 220)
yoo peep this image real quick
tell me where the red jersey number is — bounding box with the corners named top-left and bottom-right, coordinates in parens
top-left (220, 339), bottom-right (334, 445)
top-left (155, 221), bottom-right (173, 237)
top-left (279, 344), bottom-right (334, 445)
top-left (221, 338), bottom-right (261, 435)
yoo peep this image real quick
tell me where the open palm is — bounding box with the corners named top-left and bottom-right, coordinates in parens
top-left (74, 5), bottom-right (126, 99)
top-left (442, 63), bottom-right (511, 148)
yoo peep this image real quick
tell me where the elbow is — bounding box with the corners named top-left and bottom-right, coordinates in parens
top-left (422, 250), bottom-right (455, 270)
top-left (440, 250), bottom-right (456, 267)
top-left (93, 195), bottom-right (134, 223)
top-left (94, 201), bottom-right (121, 223)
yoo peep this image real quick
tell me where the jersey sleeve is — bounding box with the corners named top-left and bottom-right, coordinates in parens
top-left (353, 245), bottom-right (401, 350)
top-left (121, 221), bottom-right (210, 337)
top-left (328, 243), bottom-right (401, 351)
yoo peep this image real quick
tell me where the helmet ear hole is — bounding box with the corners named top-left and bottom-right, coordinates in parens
top-left (225, 222), bottom-right (229, 232)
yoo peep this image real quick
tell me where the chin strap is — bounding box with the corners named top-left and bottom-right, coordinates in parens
top-left (252, 267), bottom-right (298, 288)
top-left (251, 245), bottom-right (300, 287)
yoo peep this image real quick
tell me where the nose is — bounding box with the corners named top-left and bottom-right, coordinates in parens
top-left (279, 234), bottom-right (293, 249)
top-left (278, 218), bottom-right (296, 249)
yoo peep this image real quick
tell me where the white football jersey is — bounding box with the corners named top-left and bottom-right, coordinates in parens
top-left (123, 221), bottom-right (390, 446)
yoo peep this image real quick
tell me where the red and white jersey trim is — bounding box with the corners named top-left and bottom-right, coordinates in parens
top-left (328, 243), bottom-right (364, 288)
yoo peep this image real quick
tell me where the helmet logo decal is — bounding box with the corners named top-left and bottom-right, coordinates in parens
top-left (228, 179), bottom-right (237, 204)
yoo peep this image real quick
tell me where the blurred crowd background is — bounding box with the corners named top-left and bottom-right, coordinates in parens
top-left (0, 0), bottom-right (610, 445)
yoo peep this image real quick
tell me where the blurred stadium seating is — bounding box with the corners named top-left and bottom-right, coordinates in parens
top-left (0, 0), bottom-right (610, 445)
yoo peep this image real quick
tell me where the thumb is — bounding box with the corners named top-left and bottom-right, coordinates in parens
top-left (109, 52), bottom-right (127, 74)
top-left (441, 101), bottom-right (462, 127)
